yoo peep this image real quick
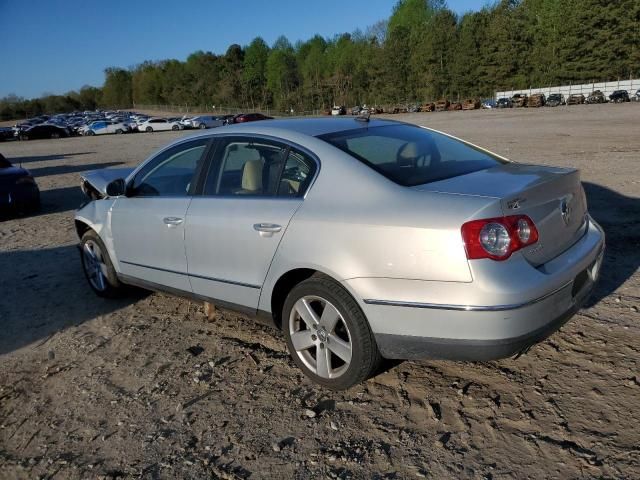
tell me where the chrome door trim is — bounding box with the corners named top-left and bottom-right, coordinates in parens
top-left (120, 260), bottom-right (261, 289)
top-left (363, 280), bottom-right (574, 312)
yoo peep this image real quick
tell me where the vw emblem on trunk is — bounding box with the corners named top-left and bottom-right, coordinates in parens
top-left (560, 195), bottom-right (573, 225)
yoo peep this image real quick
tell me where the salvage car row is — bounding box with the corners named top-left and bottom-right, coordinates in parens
top-left (1, 111), bottom-right (274, 141)
top-left (496, 89), bottom-right (640, 108)
top-left (328, 89), bottom-right (640, 115)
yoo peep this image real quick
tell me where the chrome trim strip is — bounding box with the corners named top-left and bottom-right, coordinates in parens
top-left (120, 260), bottom-right (261, 289)
top-left (363, 280), bottom-right (573, 312)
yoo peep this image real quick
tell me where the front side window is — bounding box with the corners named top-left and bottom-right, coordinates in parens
top-left (319, 124), bottom-right (506, 186)
top-left (132, 139), bottom-right (208, 197)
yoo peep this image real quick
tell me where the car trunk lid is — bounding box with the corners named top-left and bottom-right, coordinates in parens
top-left (414, 163), bottom-right (588, 265)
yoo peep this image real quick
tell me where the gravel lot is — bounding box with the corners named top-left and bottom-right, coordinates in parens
top-left (1, 105), bottom-right (639, 479)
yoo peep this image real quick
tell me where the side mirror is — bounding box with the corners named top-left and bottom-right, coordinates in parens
top-left (106, 178), bottom-right (126, 197)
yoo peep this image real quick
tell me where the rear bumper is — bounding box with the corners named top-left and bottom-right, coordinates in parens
top-left (348, 216), bottom-right (605, 360)
top-left (0, 186), bottom-right (40, 212)
top-left (374, 278), bottom-right (593, 360)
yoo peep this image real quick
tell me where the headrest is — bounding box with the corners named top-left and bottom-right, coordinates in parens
top-left (398, 142), bottom-right (419, 160)
top-left (242, 159), bottom-right (263, 191)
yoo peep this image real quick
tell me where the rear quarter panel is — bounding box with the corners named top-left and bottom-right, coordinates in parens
top-left (258, 141), bottom-right (502, 313)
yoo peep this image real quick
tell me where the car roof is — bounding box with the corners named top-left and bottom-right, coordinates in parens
top-left (218, 117), bottom-right (402, 137)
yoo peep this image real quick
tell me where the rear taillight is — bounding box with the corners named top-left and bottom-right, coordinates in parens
top-left (461, 215), bottom-right (539, 261)
top-left (15, 176), bottom-right (36, 185)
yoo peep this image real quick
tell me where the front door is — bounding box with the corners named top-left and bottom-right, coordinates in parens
top-left (110, 138), bottom-right (210, 292)
top-left (185, 137), bottom-right (317, 309)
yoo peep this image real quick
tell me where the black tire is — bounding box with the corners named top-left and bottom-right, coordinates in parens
top-left (115, 129), bottom-right (123, 134)
top-left (145, 126), bottom-right (153, 132)
top-left (199, 123), bottom-right (206, 129)
top-left (87, 130), bottom-right (95, 136)
top-left (51, 132), bottom-right (60, 139)
top-left (282, 274), bottom-right (382, 390)
top-left (172, 124), bottom-right (180, 131)
top-left (79, 230), bottom-right (124, 298)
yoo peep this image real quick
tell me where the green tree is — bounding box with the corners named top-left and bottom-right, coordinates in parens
top-left (101, 67), bottom-right (132, 108)
top-left (243, 37), bottom-right (270, 108)
top-left (266, 36), bottom-right (298, 110)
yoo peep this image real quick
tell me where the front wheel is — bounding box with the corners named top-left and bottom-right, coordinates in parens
top-left (115, 129), bottom-right (123, 134)
top-left (80, 230), bottom-right (124, 298)
top-left (282, 274), bottom-right (381, 390)
top-left (172, 124), bottom-right (180, 131)
top-left (199, 123), bottom-right (206, 129)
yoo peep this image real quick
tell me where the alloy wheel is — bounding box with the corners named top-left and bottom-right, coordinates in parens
top-left (82, 240), bottom-right (108, 292)
top-left (289, 295), bottom-right (352, 379)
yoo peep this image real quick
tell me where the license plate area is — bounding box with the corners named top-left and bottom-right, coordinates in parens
top-left (571, 269), bottom-right (589, 297)
top-left (571, 247), bottom-right (604, 299)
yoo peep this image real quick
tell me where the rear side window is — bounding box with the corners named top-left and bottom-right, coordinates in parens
top-left (205, 139), bottom-right (287, 196)
top-left (278, 150), bottom-right (314, 197)
top-left (204, 138), bottom-right (317, 197)
top-left (319, 124), bottom-right (506, 186)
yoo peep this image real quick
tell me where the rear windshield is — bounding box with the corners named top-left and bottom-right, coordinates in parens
top-left (319, 124), bottom-right (506, 186)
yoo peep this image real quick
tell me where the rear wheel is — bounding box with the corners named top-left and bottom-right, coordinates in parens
top-left (80, 230), bottom-right (123, 298)
top-left (282, 274), bottom-right (381, 390)
top-left (199, 123), bottom-right (206, 129)
top-left (115, 129), bottom-right (123, 134)
top-left (172, 124), bottom-right (180, 131)
top-left (87, 130), bottom-right (95, 136)
top-left (145, 126), bottom-right (153, 132)
top-left (51, 132), bottom-right (60, 139)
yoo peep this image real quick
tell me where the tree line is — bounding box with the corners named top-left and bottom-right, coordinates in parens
top-left (2, 0), bottom-right (638, 120)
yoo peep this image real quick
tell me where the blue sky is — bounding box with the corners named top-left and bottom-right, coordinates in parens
top-left (0, 0), bottom-right (486, 98)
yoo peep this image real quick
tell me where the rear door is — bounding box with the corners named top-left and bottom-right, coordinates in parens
top-left (110, 138), bottom-right (211, 291)
top-left (185, 136), bottom-right (317, 309)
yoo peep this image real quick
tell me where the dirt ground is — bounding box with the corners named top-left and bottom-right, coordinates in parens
top-left (1, 104), bottom-right (639, 479)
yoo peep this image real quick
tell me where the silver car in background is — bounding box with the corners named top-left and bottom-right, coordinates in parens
top-left (183, 115), bottom-right (225, 129)
top-left (75, 118), bottom-right (604, 390)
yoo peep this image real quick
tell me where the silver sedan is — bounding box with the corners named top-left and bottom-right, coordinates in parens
top-left (75, 118), bottom-right (605, 390)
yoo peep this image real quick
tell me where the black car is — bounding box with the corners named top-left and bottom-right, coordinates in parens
top-left (609, 90), bottom-right (630, 103)
top-left (0, 153), bottom-right (40, 215)
top-left (497, 97), bottom-right (513, 108)
top-left (20, 124), bottom-right (69, 140)
top-left (0, 127), bottom-right (15, 142)
top-left (586, 90), bottom-right (606, 104)
top-left (546, 93), bottom-right (566, 107)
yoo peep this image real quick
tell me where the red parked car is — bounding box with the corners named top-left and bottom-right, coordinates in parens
top-left (228, 113), bottom-right (273, 124)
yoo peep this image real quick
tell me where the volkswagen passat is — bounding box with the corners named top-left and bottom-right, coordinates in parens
top-left (75, 118), bottom-right (604, 390)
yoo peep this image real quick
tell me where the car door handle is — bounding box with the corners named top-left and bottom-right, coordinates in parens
top-left (253, 223), bottom-right (282, 237)
top-left (163, 216), bottom-right (183, 227)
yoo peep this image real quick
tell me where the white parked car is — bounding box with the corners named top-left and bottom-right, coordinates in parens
top-left (82, 121), bottom-right (131, 136)
top-left (138, 118), bottom-right (183, 132)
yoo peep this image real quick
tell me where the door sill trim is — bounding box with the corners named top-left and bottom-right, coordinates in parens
top-left (120, 260), bottom-right (261, 289)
